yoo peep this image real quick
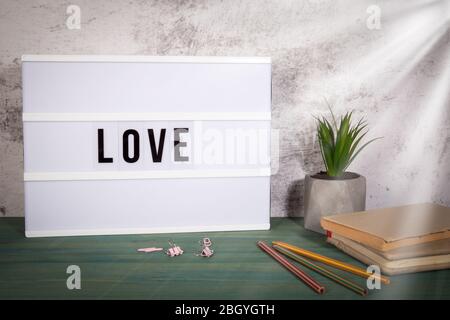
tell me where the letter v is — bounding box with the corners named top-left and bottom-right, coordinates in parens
top-left (148, 129), bottom-right (166, 162)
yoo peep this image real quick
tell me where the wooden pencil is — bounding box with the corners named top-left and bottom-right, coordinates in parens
top-left (272, 241), bottom-right (390, 285)
top-left (257, 241), bottom-right (325, 294)
top-left (273, 245), bottom-right (368, 296)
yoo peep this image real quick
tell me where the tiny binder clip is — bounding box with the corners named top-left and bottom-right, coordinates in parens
top-left (196, 237), bottom-right (214, 257)
top-left (166, 240), bottom-right (184, 257)
top-left (201, 237), bottom-right (212, 247)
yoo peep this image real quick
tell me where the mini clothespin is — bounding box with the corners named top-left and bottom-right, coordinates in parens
top-left (137, 247), bottom-right (163, 253)
top-left (196, 237), bottom-right (214, 257)
top-left (166, 240), bottom-right (184, 257)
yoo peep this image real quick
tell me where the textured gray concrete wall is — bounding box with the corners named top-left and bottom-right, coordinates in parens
top-left (0, 0), bottom-right (449, 217)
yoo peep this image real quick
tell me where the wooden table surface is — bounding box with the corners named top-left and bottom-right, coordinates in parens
top-left (0, 218), bottom-right (448, 299)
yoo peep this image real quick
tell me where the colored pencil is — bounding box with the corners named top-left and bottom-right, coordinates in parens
top-left (273, 245), bottom-right (368, 296)
top-left (257, 241), bottom-right (325, 294)
top-left (272, 241), bottom-right (390, 285)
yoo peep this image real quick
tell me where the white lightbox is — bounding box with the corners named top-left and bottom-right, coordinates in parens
top-left (22, 55), bottom-right (271, 237)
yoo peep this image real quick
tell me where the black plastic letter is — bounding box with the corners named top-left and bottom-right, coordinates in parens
top-left (98, 129), bottom-right (113, 163)
top-left (123, 129), bottom-right (140, 163)
top-left (174, 128), bottom-right (189, 162)
top-left (148, 129), bottom-right (166, 163)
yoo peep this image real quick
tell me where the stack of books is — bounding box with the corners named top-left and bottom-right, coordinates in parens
top-left (321, 203), bottom-right (450, 275)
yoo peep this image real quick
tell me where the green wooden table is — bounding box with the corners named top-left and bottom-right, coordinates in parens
top-left (0, 218), bottom-right (448, 299)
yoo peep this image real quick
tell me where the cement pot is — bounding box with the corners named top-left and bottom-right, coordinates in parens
top-left (304, 172), bottom-right (366, 234)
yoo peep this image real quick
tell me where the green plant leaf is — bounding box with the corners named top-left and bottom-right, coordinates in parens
top-left (324, 98), bottom-right (338, 132)
top-left (314, 104), bottom-right (382, 177)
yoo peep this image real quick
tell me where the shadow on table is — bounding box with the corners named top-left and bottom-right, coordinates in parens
top-left (286, 178), bottom-right (305, 227)
top-left (1, 217), bottom-right (25, 238)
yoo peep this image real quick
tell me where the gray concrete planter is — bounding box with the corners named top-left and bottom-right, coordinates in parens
top-left (304, 172), bottom-right (366, 234)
